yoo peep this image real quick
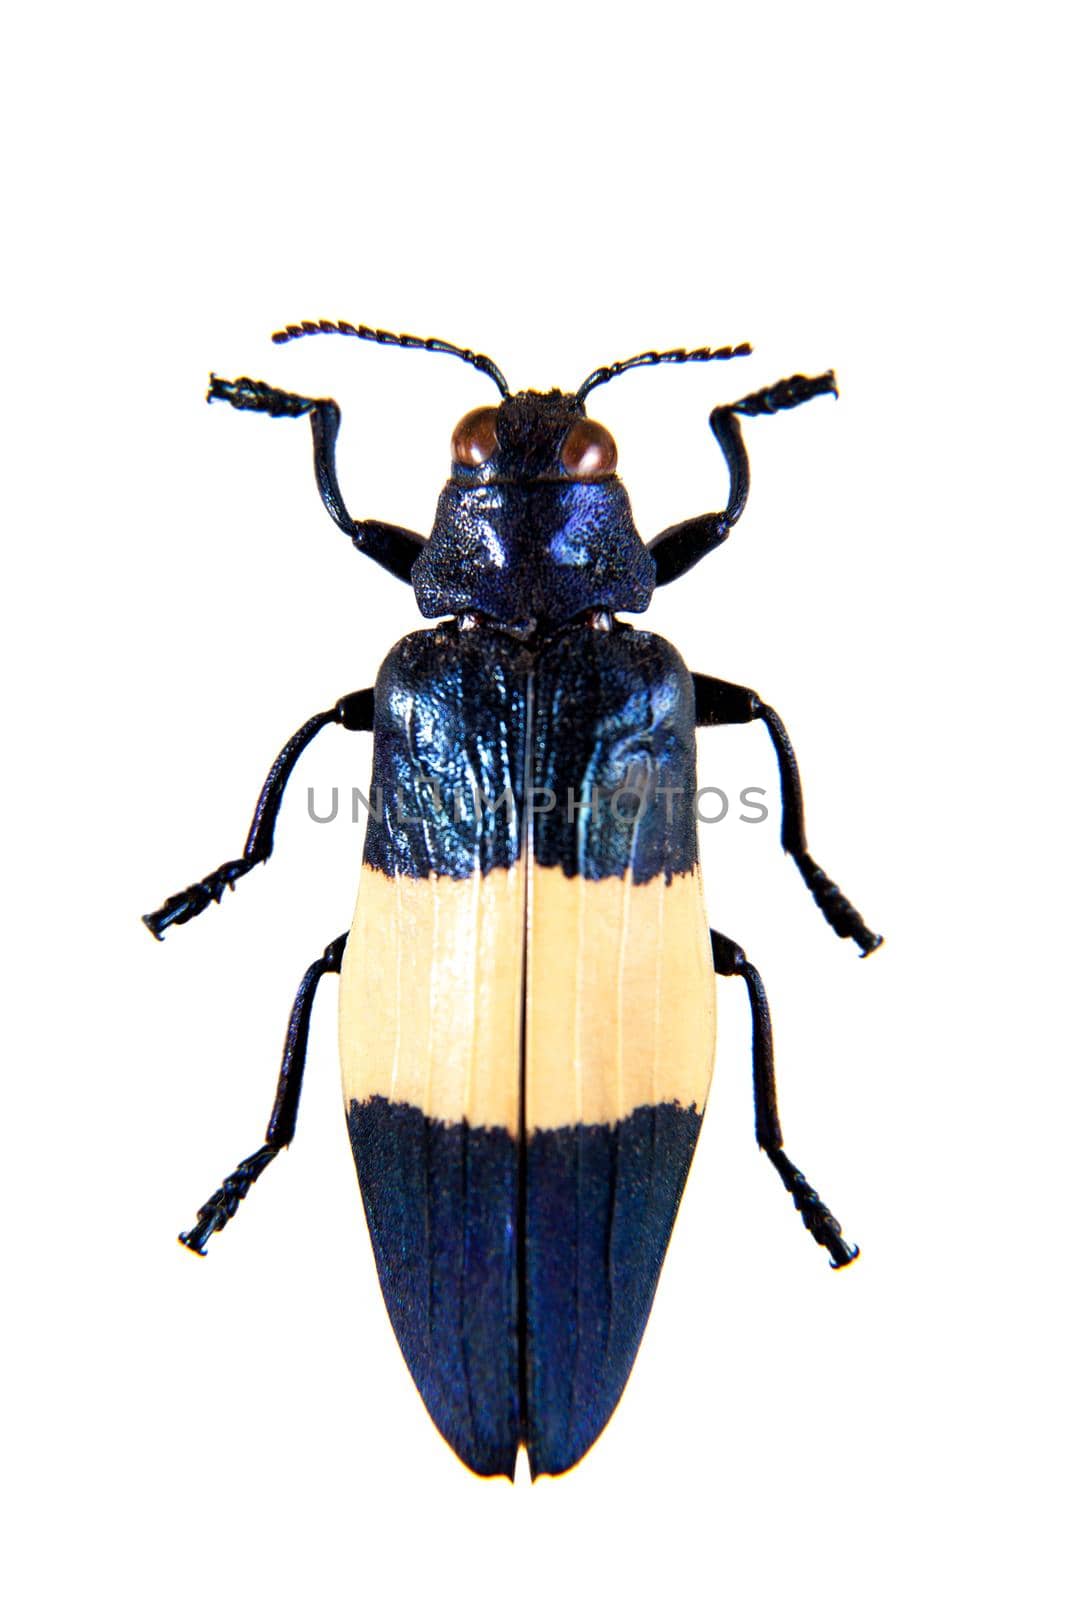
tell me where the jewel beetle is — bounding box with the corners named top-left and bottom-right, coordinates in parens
top-left (145, 319), bottom-right (881, 1480)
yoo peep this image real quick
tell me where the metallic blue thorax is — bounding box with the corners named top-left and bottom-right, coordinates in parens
top-left (411, 391), bottom-right (655, 629)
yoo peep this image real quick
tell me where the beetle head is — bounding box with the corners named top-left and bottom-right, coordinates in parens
top-left (268, 323), bottom-right (752, 631)
top-left (411, 390), bottom-right (655, 632)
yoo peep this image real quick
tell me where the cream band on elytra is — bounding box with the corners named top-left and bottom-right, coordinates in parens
top-left (339, 862), bottom-right (716, 1137)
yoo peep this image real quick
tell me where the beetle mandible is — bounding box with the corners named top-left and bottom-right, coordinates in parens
top-left (145, 319), bottom-right (881, 1479)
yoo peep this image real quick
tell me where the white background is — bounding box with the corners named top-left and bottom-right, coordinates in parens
top-left (4, 5), bottom-right (1063, 1597)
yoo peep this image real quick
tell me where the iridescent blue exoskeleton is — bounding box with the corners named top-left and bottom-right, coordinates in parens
top-left (146, 320), bottom-right (880, 1478)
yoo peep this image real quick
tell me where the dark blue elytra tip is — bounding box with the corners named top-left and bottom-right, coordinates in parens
top-left (348, 1097), bottom-right (521, 1479)
top-left (347, 1096), bottom-right (702, 1479)
top-left (524, 1103), bottom-right (702, 1477)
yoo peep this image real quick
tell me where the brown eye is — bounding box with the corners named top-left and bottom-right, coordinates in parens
top-left (451, 406), bottom-right (499, 466)
top-left (561, 418), bottom-right (617, 479)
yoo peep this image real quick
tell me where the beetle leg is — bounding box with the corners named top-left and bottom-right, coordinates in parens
top-left (648, 371), bottom-right (837, 585)
top-left (208, 375), bottom-right (426, 583)
top-left (178, 932), bottom-right (348, 1255)
top-left (142, 690), bottom-right (373, 939)
top-left (695, 673), bottom-right (882, 956)
top-left (711, 929), bottom-right (858, 1268)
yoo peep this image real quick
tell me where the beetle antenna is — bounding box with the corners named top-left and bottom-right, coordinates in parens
top-left (575, 342), bottom-right (753, 404)
top-left (271, 318), bottom-right (511, 398)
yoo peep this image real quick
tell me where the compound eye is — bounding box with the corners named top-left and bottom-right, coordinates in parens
top-left (561, 418), bottom-right (617, 479)
top-left (451, 406), bottom-right (499, 467)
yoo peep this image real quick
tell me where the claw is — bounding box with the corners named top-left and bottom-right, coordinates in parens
top-left (794, 850), bottom-right (883, 956)
top-left (142, 858), bottom-right (253, 940)
top-left (766, 1148), bottom-right (859, 1268)
top-left (178, 1145), bottom-right (279, 1255)
top-left (733, 371), bottom-right (838, 419)
top-left (207, 374), bottom-right (317, 419)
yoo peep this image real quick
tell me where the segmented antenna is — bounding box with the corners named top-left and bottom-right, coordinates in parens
top-left (270, 318), bottom-right (511, 398)
top-left (575, 342), bottom-right (752, 404)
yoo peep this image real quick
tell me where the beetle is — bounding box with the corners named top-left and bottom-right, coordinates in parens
top-left (145, 319), bottom-right (881, 1480)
